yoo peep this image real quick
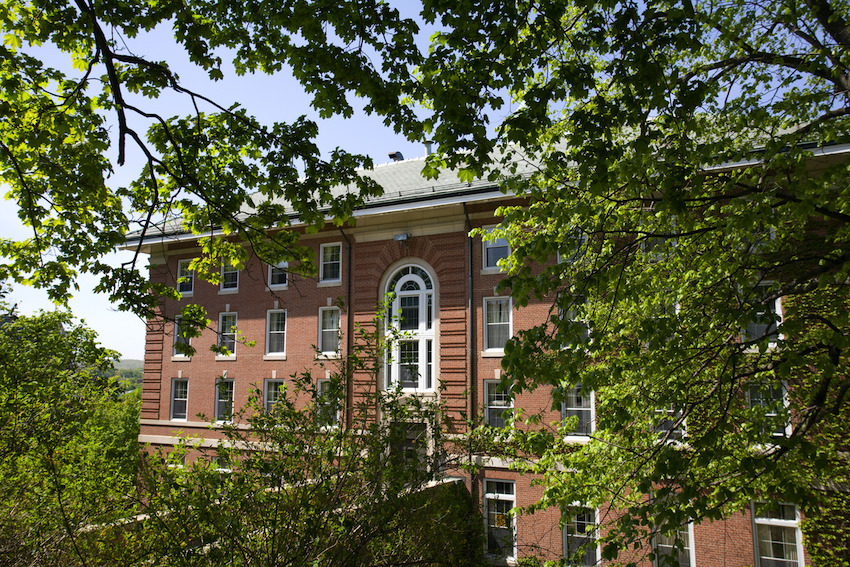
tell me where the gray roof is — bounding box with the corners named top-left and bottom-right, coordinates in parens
top-left (124, 154), bottom-right (535, 245)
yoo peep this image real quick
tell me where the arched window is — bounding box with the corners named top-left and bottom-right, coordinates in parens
top-left (386, 265), bottom-right (435, 391)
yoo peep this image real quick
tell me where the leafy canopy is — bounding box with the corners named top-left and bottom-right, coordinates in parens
top-left (0, 0), bottom-right (425, 316)
top-left (0, 309), bottom-right (139, 565)
top-left (2, 0), bottom-right (850, 561)
top-left (413, 0), bottom-right (850, 561)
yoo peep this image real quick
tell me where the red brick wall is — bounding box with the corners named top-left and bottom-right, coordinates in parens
top-left (137, 208), bottom-right (803, 566)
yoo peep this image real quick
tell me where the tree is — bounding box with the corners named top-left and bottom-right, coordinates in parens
top-left (0, 302), bottom-right (482, 566)
top-left (129, 376), bottom-right (481, 567)
top-left (410, 0), bottom-right (850, 563)
top-left (118, 311), bottom-right (482, 567)
top-left (4, 0), bottom-right (850, 562)
top-left (0, 0), bottom-right (423, 321)
top-left (0, 309), bottom-right (140, 566)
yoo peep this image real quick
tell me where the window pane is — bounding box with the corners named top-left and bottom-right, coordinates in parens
top-left (486, 382), bottom-right (511, 428)
top-left (222, 264), bottom-right (238, 289)
top-left (216, 381), bottom-right (234, 420)
top-left (748, 384), bottom-right (788, 437)
top-left (317, 380), bottom-right (338, 426)
top-left (400, 296), bottom-right (420, 330)
top-left (655, 526), bottom-right (691, 567)
top-left (426, 339), bottom-right (433, 390)
top-left (399, 340), bottom-right (419, 389)
top-left (757, 524), bottom-right (798, 567)
top-left (486, 497), bottom-right (513, 556)
top-left (563, 384), bottom-right (593, 436)
top-left (654, 405), bottom-right (685, 440)
top-left (322, 244), bottom-right (341, 281)
top-left (270, 263), bottom-right (287, 286)
top-left (385, 265), bottom-right (435, 392)
top-left (485, 480), bottom-right (514, 495)
top-left (219, 314), bottom-right (236, 353)
top-left (485, 234), bottom-right (509, 268)
top-left (268, 311), bottom-right (286, 353)
top-left (321, 309), bottom-right (340, 352)
top-left (564, 508), bottom-right (597, 566)
top-left (265, 381), bottom-right (284, 412)
top-left (172, 379), bottom-right (188, 420)
top-left (178, 261), bottom-right (193, 293)
top-left (174, 318), bottom-right (190, 356)
top-left (745, 284), bottom-right (780, 340)
top-left (486, 299), bottom-right (510, 350)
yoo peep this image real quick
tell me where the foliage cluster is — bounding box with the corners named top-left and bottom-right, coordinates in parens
top-left (127, 378), bottom-right (481, 567)
top-left (0, 302), bottom-right (483, 566)
top-left (0, 310), bottom-right (139, 565)
top-left (2, 0), bottom-right (850, 562)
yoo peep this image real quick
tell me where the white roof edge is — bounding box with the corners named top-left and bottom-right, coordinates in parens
top-left (121, 188), bottom-right (510, 249)
top-left (702, 142), bottom-right (850, 172)
top-left (351, 188), bottom-right (510, 218)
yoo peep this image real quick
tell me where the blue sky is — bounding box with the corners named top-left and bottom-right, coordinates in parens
top-left (2, 20), bottom-right (442, 361)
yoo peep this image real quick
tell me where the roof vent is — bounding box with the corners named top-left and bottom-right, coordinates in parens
top-left (424, 140), bottom-right (434, 156)
top-left (389, 151), bottom-right (404, 162)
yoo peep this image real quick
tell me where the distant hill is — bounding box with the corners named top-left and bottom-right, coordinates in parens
top-left (115, 359), bottom-right (144, 370)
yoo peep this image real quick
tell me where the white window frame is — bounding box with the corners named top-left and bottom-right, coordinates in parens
top-left (484, 380), bottom-right (513, 428)
top-left (559, 296), bottom-right (591, 349)
top-left (171, 378), bottom-right (188, 421)
top-left (172, 317), bottom-right (191, 359)
top-left (265, 309), bottom-right (287, 357)
top-left (268, 260), bottom-right (288, 289)
top-left (218, 312), bottom-right (237, 356)
top-left (563, 506), bottom-right (599, 567)
top-left (316, 378), bottom-right (339, 427)
top-left (483, 297), bottom-right (512, 355)
top-left (653, 521), bottom-right (696, 567)
top-left (747, 381), bottom-right (791, 438)
top-left (264, 379), bottom-right (285, 413)
top-left (215, 379), bottom-right (234, 422)
top-left (220, 262), bottom-right (239, 292)
top-left (562, 384), bottom-right (595, 441)
top-left (319, 242), bottom-right (342, 283)
top-left (743, 281), bottom-right (783, 347)
top-left (752, 502), bottom-right (804, 567)
top-left (385, 265), bottom-right (436, 391)
top-left (482, 227), bottom-right (509, 272)
top-left (654, 405), bottom-right (686, 442)
top-left (556, 228), bottom-right (588, 264)
top-left (318, 307), bottom-right (341, 357)
top-left (484, 479), bottom-right (516, 560)
top-left (177, 259), bottom-right (194, 296)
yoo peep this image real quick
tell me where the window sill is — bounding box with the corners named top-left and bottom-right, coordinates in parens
top-left (215, 355), bottom-right (237, 361)
top-left (218, 288), bottom-right (239, 295)
top-left (171, 356), bottom-right (192, 362)
top-left (263, 353), bottom-right (287, 361)
top-left (317, 280), bottom-right (342, 288)
top-left (141, 418), bottom-right (208, 427)
top-left (388, 388), bottom-right (438, 396)
top-left (742, 343), bottom-right (778, 354)
top-left (179, 291), bottom-right (194, 298)
top-left (316, 352), bottom-right (340, 360)
top-left (266, 285), bottom-right (288, 291)
top-left (564, 434), bottom-right (592, 444)
top-left (480, 267), bottom-right (505, 276)
top-left (481, 350), bottom-right (505, 358)
top-left (484, 554), bottom-right (517, 566)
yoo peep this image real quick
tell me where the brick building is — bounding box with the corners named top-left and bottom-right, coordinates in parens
top-left (129, 154), bottom-right (812, 566)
